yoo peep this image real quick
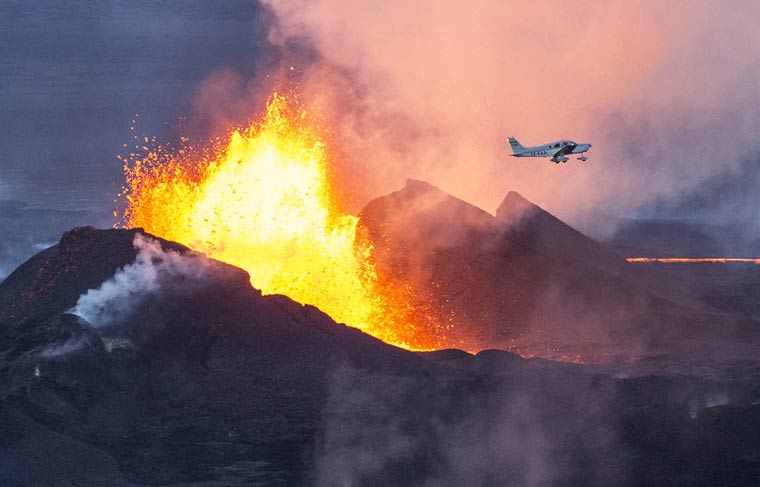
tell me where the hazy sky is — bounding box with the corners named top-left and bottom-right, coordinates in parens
top-left (0, 0), bottom-right (265, 211)
top-left (1, 1), bottom-right (758, 238)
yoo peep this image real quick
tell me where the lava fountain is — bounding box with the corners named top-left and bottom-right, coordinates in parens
top-left (120, 93), bottom-right (443, 350)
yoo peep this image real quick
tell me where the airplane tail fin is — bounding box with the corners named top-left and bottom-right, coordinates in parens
top-left (508, 137), bottom-right (525, 155)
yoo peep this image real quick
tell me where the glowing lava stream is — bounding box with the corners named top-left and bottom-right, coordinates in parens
top-left (627, 257), bottom-right (760, 264)
top-left (120, 94), bottom-right (441, 351)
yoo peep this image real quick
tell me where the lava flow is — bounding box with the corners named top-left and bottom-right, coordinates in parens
top-left (627, 257), bottom-right (760, 264)
top-left (119, 93), bottom-right (445, 351)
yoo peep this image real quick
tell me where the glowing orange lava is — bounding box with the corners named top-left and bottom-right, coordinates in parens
top-left (119, 93), bottom-right (445, 350)
top-left (627, 257), bottom-right (760, 264)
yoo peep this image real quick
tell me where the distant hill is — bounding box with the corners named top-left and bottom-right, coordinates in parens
top-left (360, 180), bottom-right (760, 358)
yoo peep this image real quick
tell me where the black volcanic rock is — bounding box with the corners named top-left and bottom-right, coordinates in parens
top-left (360, 179), bottom-right (495, 277)
top-left (359, 180), bottom-right (760, 358)
top-left (360, 180), bottom-right (534, 345)
top-left (0, 226), bottom-right (196, 323)
top-left (0, 226), bottom-right (417, 369)
top-left (359, 180), bottom-right (648, 348)
top-left (0, 226), bottom-right (420, 485)
top-left (497, 191), bottom-right (628, 274)
top-left (1, 226), bottom-right (760, 486)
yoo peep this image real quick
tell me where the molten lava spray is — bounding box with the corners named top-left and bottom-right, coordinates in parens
top-left (121, 94), bottom-right (442, 350)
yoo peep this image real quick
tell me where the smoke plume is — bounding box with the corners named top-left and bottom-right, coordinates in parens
top-left (38, 334), bottom-right (92, 359)
top-left (69, 234), bottom-right (209, 328)
top-left (261, 0), bottom-right (760, 235)
top-left (315, 362), bottom-right (624, 486)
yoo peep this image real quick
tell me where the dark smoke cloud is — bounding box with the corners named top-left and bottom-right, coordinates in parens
top-left (262, 0), bottom-right (760, 237)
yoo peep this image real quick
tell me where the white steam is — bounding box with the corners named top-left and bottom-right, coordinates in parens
top-left (38, 335), bottom-right (91, 358)
top-left (69, 234), bottom-right (209, 328)
top-left (315, 364), bottom-right (623, 486)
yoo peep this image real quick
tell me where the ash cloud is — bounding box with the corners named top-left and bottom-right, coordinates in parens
top-left (69, 234), bottom-right (210, 329)
top-left (261, 1), bottom-right (760, 236)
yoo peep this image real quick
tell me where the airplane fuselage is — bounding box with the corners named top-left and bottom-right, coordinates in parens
top-left (508, 137), bottom-right (591, 163)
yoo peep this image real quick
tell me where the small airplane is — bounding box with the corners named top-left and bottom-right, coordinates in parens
top-left (508, 137), bottom-right (592, 163)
